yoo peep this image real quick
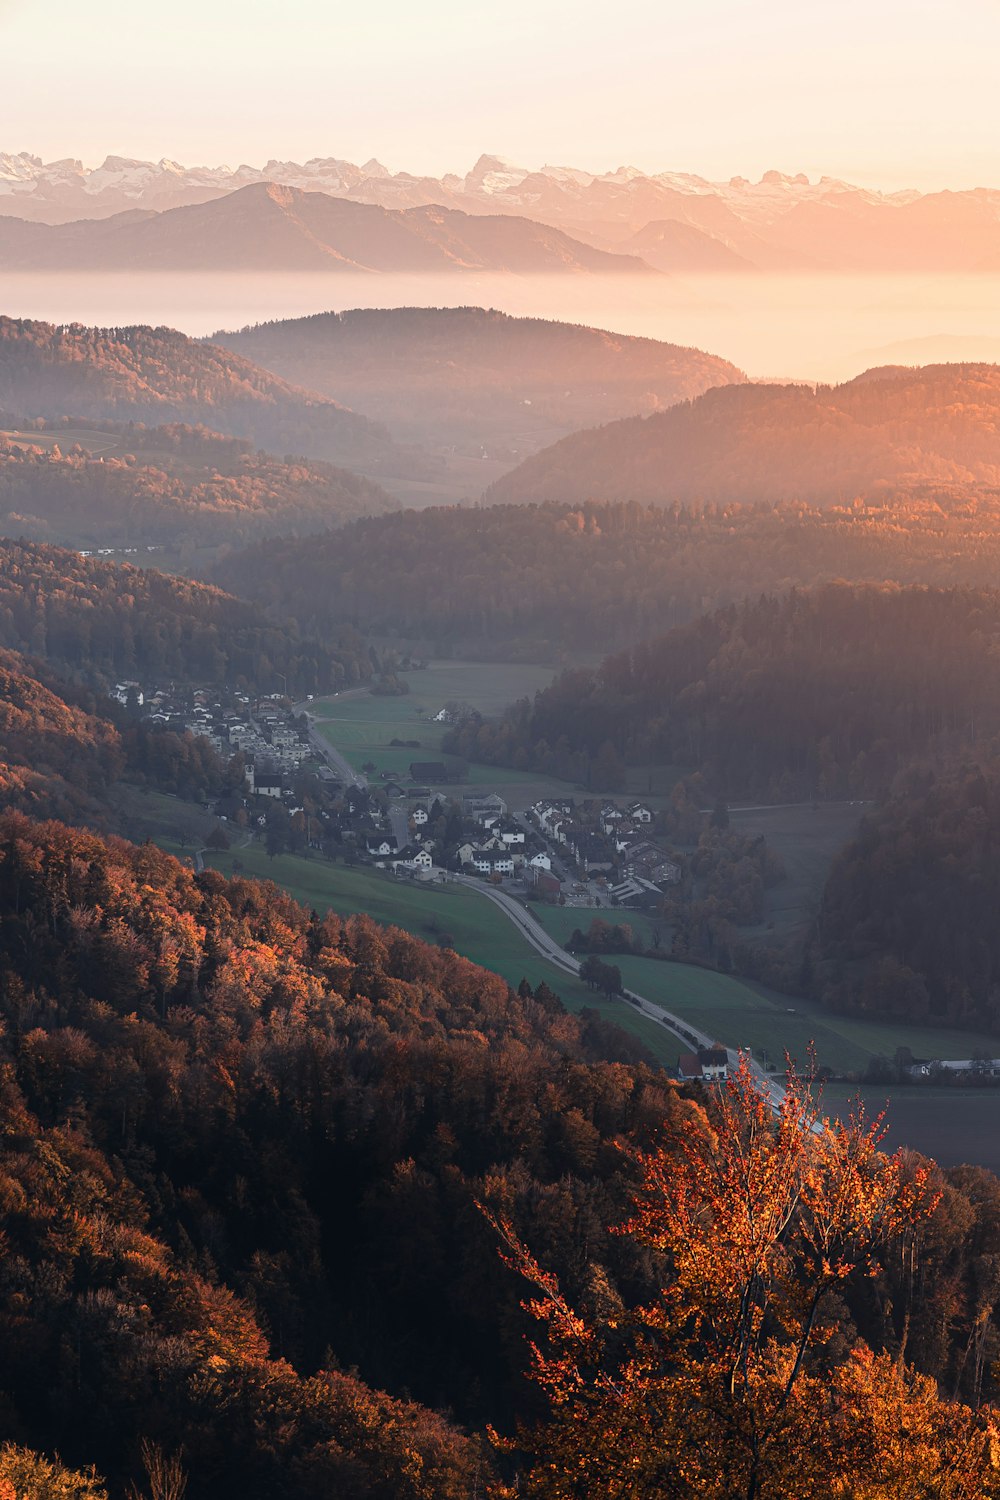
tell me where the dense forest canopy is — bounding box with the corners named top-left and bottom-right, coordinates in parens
top-left (0, 417), bottom-right (397, 550)
top-left (488, 363), bottom-right (1000, 508)
top-left (212, 494), bottom-right (1000, 659)
top-left (0, 538), bottom-right (370, 694)
top-left (442, 584), bottom-right (1000, 800)
top-left (212, 306), bottom-right (744, 456)
top-left (817, 760), bottom-right (1000, 1032)
top-left (2, 816), bottom-right (1000, 1495)
top-left (0, 317), bottom-right (398, 470)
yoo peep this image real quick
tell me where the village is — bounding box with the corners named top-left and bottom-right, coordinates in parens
top-left (122, 679), bottom-right (686, 911)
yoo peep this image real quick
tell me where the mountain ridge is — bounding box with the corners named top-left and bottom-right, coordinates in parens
top-left (6, 151), bottom-right (1000, 269)
top-left (0, 180), bottom-right (657, 275)
top-left (210, 305), bottom-right (744, 455)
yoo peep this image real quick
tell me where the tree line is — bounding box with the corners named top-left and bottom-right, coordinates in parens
top-left (213, 492), bottom-right (1000, 659)
top-left (445, 582), bottom-right (1000, 801)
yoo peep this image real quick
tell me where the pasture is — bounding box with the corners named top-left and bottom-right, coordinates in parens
top-left (729, 800), bottom-right (867, 943)
top-left (310, 660), bottom-right (582, 800)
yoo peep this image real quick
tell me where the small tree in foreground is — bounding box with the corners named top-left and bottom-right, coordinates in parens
top-left (485, 1058), bottom-right (1000, 1499)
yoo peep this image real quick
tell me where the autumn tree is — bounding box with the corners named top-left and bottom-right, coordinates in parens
top-left (487, 1058), bottom-right (1000, 1499)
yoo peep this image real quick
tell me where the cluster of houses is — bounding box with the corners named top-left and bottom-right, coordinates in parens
top-left (526, 797), bottom-right (681, 906)
top-left (126, 684), bottom-right (316, 796)
top-left (363, 792), bottom-right (536, 880)
top-left (353, 788), bottom-right (689, 910)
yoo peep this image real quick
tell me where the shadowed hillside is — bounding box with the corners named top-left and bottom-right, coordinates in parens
top-left (212, 306), bottom-right (744, 456)
top-left (0, 416), bottom-right (397, 551)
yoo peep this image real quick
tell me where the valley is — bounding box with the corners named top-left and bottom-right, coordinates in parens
top-left (6, 38), bottom-right (1000, 1481)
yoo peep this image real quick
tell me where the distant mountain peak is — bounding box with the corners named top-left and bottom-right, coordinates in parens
top-left (4, 150), bottom-right (1000, 273)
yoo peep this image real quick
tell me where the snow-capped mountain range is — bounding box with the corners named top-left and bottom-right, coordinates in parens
top-left (4, 152), bottom-right (1000, 271)
top-left (0, 149), bottom-right (904, 222)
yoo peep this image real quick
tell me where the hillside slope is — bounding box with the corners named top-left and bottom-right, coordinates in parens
top-left (0, 418), bottom-right (397, 550)
top-left (212, 306), bottom-right (744, 455)
top-left (0, 537), bottom-right (371, 694)
top-left (488, 363), bottom-right (1000, 507)
top-left (444, 583), bottom-right (1000, 800)
top-left (0, 316), bottom-right (399, 470)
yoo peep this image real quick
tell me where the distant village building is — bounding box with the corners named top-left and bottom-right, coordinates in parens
top-left (678, 1047), bottom-right (729, 1082)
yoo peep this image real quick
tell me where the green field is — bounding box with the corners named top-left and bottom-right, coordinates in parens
top-left (399, 661), bottom-right (561, 715)
top-left (198, 844), bottom-right (681, 1066)
top-left (311, 662), bottom-right (585, 798)
top-left (522, 899), bottom-right (1000, 1076)
top-left (190, 834), bottom-right (1000, 1080)
top-left (727, 802), bottom-right (867, 943)
top-left (531, 902), bottom-right (668, 952)
top-left (606, 955), bottom-right (1000, 1078)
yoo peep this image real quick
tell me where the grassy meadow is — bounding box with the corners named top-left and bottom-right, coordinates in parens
top-left (310, 660), bottom-right (582, 799)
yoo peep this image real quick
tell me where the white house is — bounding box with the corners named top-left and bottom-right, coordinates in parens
top-left (472, 849), bottom-right (515, 877)
top-left (677, 1047), bottom-right (729, 1082)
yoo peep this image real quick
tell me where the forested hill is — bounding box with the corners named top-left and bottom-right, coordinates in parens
top-left (212, 306), bottom-right (744, 456)
top-left (0, 538), bottom-right (371, 694)
top-left (0, 647), bottom-right (123, 823)
top-left (212, 496), bottom-right (1000, 659)
top-left (0, 646), bottom-right (236, 828)
top-left (444, 584), bottom-right (1000, 799)
top-left (0, 418), bottom-right (397, 551)
top-left (487, 362), bottom-right (1000, 507)
top-left (817, 761), bottom-right (1000, 1031)
top-left (0, 812), bottom-right (680, 1497)
top-left (0, 317), bottom-right (399, 470)
top-left (2, 814), bottom-right (1000, 1494)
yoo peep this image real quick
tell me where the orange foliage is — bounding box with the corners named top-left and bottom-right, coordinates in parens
top-left (489, 1058), bottom-right (1000, 1498)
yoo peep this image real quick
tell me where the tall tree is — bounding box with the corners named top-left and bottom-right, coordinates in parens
top-left (487, 1059), bottom-right (999, 1498)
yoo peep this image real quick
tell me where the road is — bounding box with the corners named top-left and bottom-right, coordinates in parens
top-left (451, 874), bottom-right (788, 1105)
top-left (294, 699), bottom-right (368, 790)
top-left (449, 873), bottom-right (764, 1071)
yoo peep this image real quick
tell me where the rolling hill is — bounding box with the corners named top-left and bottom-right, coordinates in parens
top-left (0, 417), bottom-right (398, 551)
top-left (488, 363), bottom-right (1000, 507)
top-left (211, 306), bottom-right (744, 456)
top-left (0, 315), bottom-right (405, 469)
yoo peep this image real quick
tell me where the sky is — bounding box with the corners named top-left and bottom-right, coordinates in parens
top-left (4, 0), bottom-right (1000, 189)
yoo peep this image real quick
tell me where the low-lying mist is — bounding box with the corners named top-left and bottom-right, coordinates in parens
top-left (5, 271), bottom-right (1000, 383)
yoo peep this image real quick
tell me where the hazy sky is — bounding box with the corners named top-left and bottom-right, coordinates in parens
top-left (5, 0), bottom-right (1000, 189)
